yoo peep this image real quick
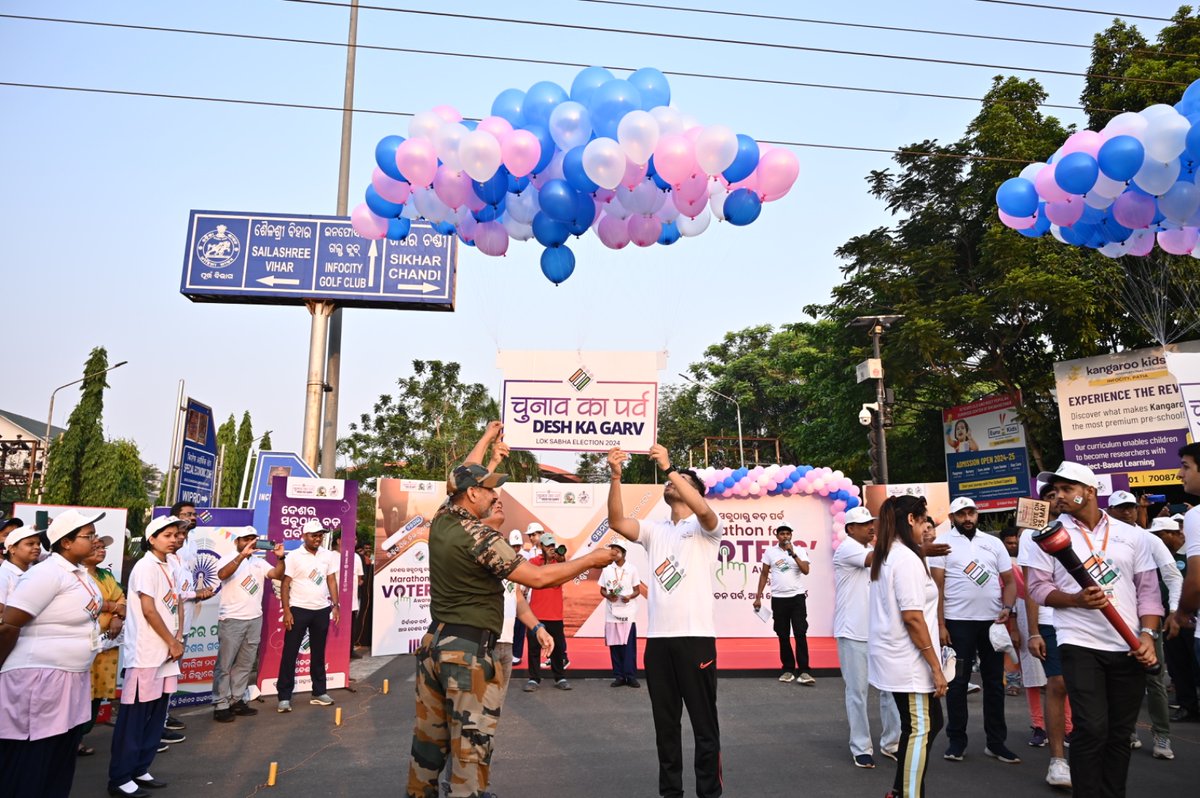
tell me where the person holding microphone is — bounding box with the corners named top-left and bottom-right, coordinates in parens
top-left (869, 495), bottom-right (948, 798)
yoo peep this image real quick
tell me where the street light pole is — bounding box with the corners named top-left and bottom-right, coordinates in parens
top-left (680, 374), bottom-right (744, 468)
top-left (849, 315), bottom-right (903, 484)
top-left (40, 360), bottom-right (128, 503)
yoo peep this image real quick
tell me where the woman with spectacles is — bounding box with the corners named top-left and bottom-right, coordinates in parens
top-left (0, 510), bottom-right (107, 798)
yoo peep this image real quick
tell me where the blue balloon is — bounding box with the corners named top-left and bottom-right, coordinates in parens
top-left (563, 146), bottom-right (600, 194)
top-left (724, 188), bottom-right (762, 226)
top-left (568, 192), bottom-right (596, 235)
top-left (507, 173), bottom-right (530, 194)
top-left (523, 81), bottom-right (568, 128)
top-left (539, 179), bottom-right (578, 223)
top-left (722, 134), bottom-right (760, 183)
top-left (1054, 152), bottom-right (1100, 195)
top-left (628, 67), bottom-right (670, 110)
top-left (461, 120), bottom-right (478, 132)
top-left (712, 483), bottom-right (726, 495)
top-left (540, 245), bottom-right (576, 285)
top-left (473, 196), bottom-right (506, 222)
top-left (532, 212), bottom-right (570, 247)
top-left (995, 177), bottom-right (1039, 217)
top-left (1187, 122), bottom-right (1200, 161)
top-left (434, 221), bottom-right (456, 236)
top-left (472, 168), bottom-right (509, 205)
top-left (459, 234), bottom-right (475, 247)
top-left (658, 220), bottom-right (681, 245)
top-left (491, 88), bottom-right (526, 127)
top-left (1079, 204), bottom-right (1104, 224)
top-left (648, 156), bottom-right (672, 190)
top-left (375, 135), bottom-right (407, 181)
top-left (1097, 135), bottom-right (1145, 182)
top-left (588, 79), bottom-right (643, 140)
top-left (521, 124), bottom-right (556, 174)
top-left (724, 477), bottom-right (736, 489)
top-left (386, 217), bottom-right (411, 241)
top-left (846, 496), bottom-right (860, 509)
top-left (570, 66), bottom-right (615, 106)
top-left (365, 185), bottom-right (404, 218)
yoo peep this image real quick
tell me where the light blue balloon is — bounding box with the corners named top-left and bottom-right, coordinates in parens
top-left (570, 66), bottom-right (615, 106)
top-left (1097, 135), bottom-right (1144, 182)
top-left (995, 177), bottom-right (1038, 217)
top-left (1054, 152), bottom-right (1099, 195)
top-left (523, 81), bottom-right (569, 128)
top-left (491, 88), bottom-right (526, 127)
top-left (628, 67), bottom-right (670, 110)
top-left (588, 79), bottom-right (642, 140)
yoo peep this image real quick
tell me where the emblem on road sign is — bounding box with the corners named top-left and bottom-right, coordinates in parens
top-left (197, 224), bottom-right (241, 268)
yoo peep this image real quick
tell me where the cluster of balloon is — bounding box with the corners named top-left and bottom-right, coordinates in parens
top-left (995, 78), bottom-right (1200, 258)
top-left (696, 464), bottom-right (860, 536)
top-left (351, 66), bottom-right (800, 284)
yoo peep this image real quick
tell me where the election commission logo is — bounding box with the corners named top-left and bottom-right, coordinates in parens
top-left (196, 224), bottom-right (241, 269)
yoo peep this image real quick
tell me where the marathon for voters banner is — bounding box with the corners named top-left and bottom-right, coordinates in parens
top-left (150, 507), bottom-right (255, 706)
top-left (1165, 350), bottom-right (1200, 445)
top-left (11, 504), bottom-right (127, 579)
top-left (1054, 341), bottom-right (1200, 493)
top-left (942, 393), bottom-right (1031, 512)
top-left (257, 476), bottom-right (358, 697)
top-left (369, 480), bottom-right (836, 656)
top-left (177, 398), bottom-right (218, 506)
top-left (497, 350), bottom-right (665, 453)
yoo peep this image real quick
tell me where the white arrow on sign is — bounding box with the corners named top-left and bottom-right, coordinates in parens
top-left (392, 282), bottom-right (439, 294)
top-left (367, 241), bottom-right (377, 289)
top-left (256, 275), bottom-right (301, 287)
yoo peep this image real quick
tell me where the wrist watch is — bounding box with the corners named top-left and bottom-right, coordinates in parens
top-left (664, 465), bottom-right (676, 475)
top-left (1140, 627), bottom-right (1160, 640)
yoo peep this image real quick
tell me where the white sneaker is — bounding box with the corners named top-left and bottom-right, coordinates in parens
top-left (778, 673), bottom-right (796, 683)
top-left (796, 672), bottom-right (817, 686)
top-left (1152, 735), bottom-right (1174, 760)
top-left (1046, 757), bottom-right (1071, 789)
top-left (1130, 733), bottom-right (1143, 750)
top-left (967, 682), bottom-right (981, 694)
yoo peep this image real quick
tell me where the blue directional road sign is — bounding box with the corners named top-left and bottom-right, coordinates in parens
top-left (180, 210), bottom-right (457, 310)
top-left (246, 450), bottom-right (317, 538)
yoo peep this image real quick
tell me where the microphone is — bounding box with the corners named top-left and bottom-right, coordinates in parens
top-left (1032, 521), bottom-right (1160, 674)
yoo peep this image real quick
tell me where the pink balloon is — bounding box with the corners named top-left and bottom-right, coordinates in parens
top-left (500, 129), bottom-right (540, 178)
top-left (594, 187), bottom-right (617, 205)
top-left (473, 221), bottom-right (509, 257)
top-left (675, 173), bottom-right (709, 203)
top-left (431, 105), bottom-right (462, 123)
top-left (652, 135), bottom-right (697, 186)
top-left (1044, 198), bottom-right (1083, 227)
top-left (998, 208), bottom-right (1036, 229)
top-left (730, 170), bottom-right (760, 195)
top-left (464, 191), bottom-right (486, 213)
top-left (350, 203), bottom-right (387, 239)
top-left (848, 485), bottom-right (860, 497)
top-left (1127, 229), bottom-right (1155, 256)
top-left (628, 214), bottom-right (660, 247)
top-left (834, 511), bottom-right (846, 525)
top-left (683, 126), bottom-right (703, 144)
top-left (396, 138), bottom-right (438, 188)
top-left (432, 167), bottom-right (472, 209)
top-left (1112, 192), bottom-right (1156, 229)
top-left (621, 158), bottom-right (649, 190)
top-left (1034, 164), bottom-right (1071, 203)
top-left (1062, 130), bottom-right (1103, 157)
top-left (755, 148), bottom-right (799, 201)
top-left (673, 191), bottom-right (708, 218)
top-left (597, 213), bottom-right (631, 249)
top-left (456, 215), bottom-right (478, 244)
top-left (371, 167), bottom-right (411, 205)
top-left (476, 116), bottom-right (513, 140)
top-left (1158, 227), bottom-right (1199, 255)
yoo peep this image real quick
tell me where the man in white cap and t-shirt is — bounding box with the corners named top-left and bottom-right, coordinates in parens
top-left (1106, 490), bottom-right (1181, 758)
top-left (834, 506), bottom-right (901, 768)
top-left (277, 518), bottom-right (340, 712)
top-left (752, 521), bottom-right (814, 685)
top-left (1025, 461), bottom-right (1162, 798)
top-left (929, 495), bottom-right (1020, 764)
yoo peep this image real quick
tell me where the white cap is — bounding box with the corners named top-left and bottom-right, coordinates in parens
top-left (301, 519), bottom-right (328, 535)
top-left (4, 524), bottom-right (43, 547)
top-left (1150, 517), bottom-right (1181, 533)
top-left (1107, 490), bottom-right (1137, 507)
top-left (145, 515), bottom-right (182, 540)
top-left (1036, 461), bottom-right (1101, 490)
top-left (844, 506), bottom-right (876, 526)
top-left (526, 522), bottom-right (544, 536)
top-left (949, 497), bottom-right (977, 514)
top-left (1172, 513), bottom-right (1187, 523)
top-left (508, 530), bottom-right (523, 546)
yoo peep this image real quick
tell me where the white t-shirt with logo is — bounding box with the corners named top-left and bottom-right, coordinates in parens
top-left (927, 527), bottom-right (1011, 621)
top-left (1022, 513), bottom-right (1158, 652)
top-left (636, 513), bottom-right (723, 638)
top-left (125, 554), bottom-right (181, 669)
top-left (284, 547), bottom-right (337, 611)
top-left (599, 561), bottom-right (641, 623)
top-left (868, 542), bottom-right (939, 694)
top-left (216, 553), bottom-right (273, 621)
top-left (833, 537), bottom-right (872, 641)
top-left (2, 554), bottom-right (99, 672)
top-left (760, 543), bottom-right (809, 598)
top-left (1017, 528), bottom-right (1055, 626)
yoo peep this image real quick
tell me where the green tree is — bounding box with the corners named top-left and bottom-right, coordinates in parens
top-left (260, 430), bottom-right (273, 450)
top-left (215, 413), bottom-right (237, 506)
top-left (43, 347), bottom-right (110, 504)
top-left (87, 439), bottom-right (151, 536)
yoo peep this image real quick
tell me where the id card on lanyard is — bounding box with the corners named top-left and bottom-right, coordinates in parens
top-left (1078, 516), bottom-right (1123, 608)
top-left (157, 561), bottom-right (181, 635)
top-left (74, 571), bottom-right (103, 651)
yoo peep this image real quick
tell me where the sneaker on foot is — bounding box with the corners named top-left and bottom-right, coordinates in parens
top-left (165, 715), bottom-right (186, 731)
top-left (555, 679), bottom-right (572, 690)
top-left (797, 672), bottom-right (816, 686)
top-left (1046, 757), bottom-right (1071, 789)
top-left (879, 747), bottom-right (898, 762)
top-left (157, 743), bottom-right (170, 753)
top-left (967, 682), bottom-right (982, 694)
top-left (778, 672), bottom-right (796, 683)
top-left (213, 708), bottom-right (235, 723)
top-left (523, 680), bottom-right (538, 693)
top-left (159, 730), bottom-right (186, 745)
top-left (853, 754), bottom-right (876, 768)
top-left (310, 694), bottom-right (334, 706)
top-left (512, 656), bottom-right (521, 665)
top-left (1028, 727), bottom-right (1048, 747)
top-left (1130, 733), bottom-right (1142, 750)
top-left (277, 700), bottom-right (292, 713)
top-left (231, 700), bottom-right (258, 716)
top-left (944, 743), bottom-right (965, 761)
top-left (1152, 735), bottom-right (1174, 760)
top-left (984, 745), bottom-right (1021, 764)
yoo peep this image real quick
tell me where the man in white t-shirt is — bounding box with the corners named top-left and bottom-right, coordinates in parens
top-left (599, 541), bottom-right (642, 688)
top-left (211, 530), bottom-right (285, 722)
top-left (752, 522), bottom-right (813, 685)
top-left (833, 506), bottom-right (901, 768)
top-left (1025, 461), bottom-right (1162, 798)
top-left (929, 496), bottom-right (1019, 764)
top-left (1169, 443), bottom-right (1200, 690)
top-left (277, 519), bottom-right (341, 712)
top-left (607, 444), bottom-right (723, 798)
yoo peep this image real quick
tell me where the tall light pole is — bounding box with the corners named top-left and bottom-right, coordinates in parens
top-left (680, 373), bottom-right (744, 468)
top-left (40, 360), bottom-right (128, 503)
top-left (849, 315), bottom-right (903, 484)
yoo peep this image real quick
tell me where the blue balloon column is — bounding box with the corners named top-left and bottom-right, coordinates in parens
top-left (995, 78), bottom-right (1200, 258)
top-left (351, 67), bottom-right (801, 283)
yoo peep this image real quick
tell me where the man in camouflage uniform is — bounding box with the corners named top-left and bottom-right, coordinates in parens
top-left (407, 422), bottom-right (618, 798)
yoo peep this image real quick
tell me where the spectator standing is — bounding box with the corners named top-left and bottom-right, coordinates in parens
top-left (277, 519), bottom-right (340, 712)
top-left (0, 523), bottom-right (42, 612)
top-left (524, 530), bottom-right (571, 692)
top-left (599, 540), bottom-right (642, 688)
top-left (753, 522), bottom-right (814, 685)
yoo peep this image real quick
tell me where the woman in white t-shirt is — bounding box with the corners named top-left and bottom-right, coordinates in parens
top-left (869, 495), bottom-right (948, 798)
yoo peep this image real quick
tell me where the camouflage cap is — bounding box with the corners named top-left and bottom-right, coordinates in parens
top-left (447, 464), bottom-right (508, 495)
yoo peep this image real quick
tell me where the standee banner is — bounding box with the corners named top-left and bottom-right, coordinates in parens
top-left (371, 480), bottom-right (836, 657)
top-left (942, 393), bottom-right (1030, 512)
top-left (11, 504), bottom-right (127, 579)
top-left (178, 398), bottom-right (218, 506)
top-left (497, 350), bottom-right (664, 453)
top-left (1054, 342), bottom-right (1200, 493)
top-left (863, 483), bottom-right (952, 535)
top-left (258, 476), bottom-right (358, 697)
top-left (1165, 351), bottom-right (1200, 445)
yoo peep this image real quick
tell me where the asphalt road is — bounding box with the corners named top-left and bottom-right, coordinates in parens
top-left (74, 655), bottom-right (1198, 797)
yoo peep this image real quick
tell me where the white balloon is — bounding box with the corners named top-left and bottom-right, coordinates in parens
top-left (649, 105), bottom-right (684, 137)
top-left (506, 186), bottom-right (539, 224)
top-left (708, 178), bottom-right (728, 197)
top-left (678, 114), bottom-right (700, 133)
top-left (677, 208), bottom-right (711, 236)
top-left (694, 125), bottom-right (738, 175)
top-left (617, 110), bottom-right (660, 165)
top-left (458, 130), bottom-right (503, 182)
top-left (409, 110), bottom-right (443, 142)
top-left (1019, 162), bottom-right (1045, 182)
top-left (709, 190), bottom-right (729, 221)
top-left (1143, 111), bottom-right (1191, 162)
top-left (1104, 111), bottom-right (1148, 141)
top-left (582, 137), bottom-right (625, 190)
top-left (1098, 242), bottom-right (1125, 258)
top-left (501, 213), bottom-right (534, 241)
top-left (1050, 224), bottom-right (1065, 244)
top-left (655, 201), bottom-right (680, 223)
top-left (548, 101), bottom-right (592, 151)
top-left (412, 187), bottom-right (451, 222)
top-left (1092, 173), bottom-right (1127, 198)
top-left (1084, 191), bottom-right (1114, 209)
top-left (1133, 158), bottom-right (1181, 196)
top-left (432, 122), bottom-right (468, 173)
top-left (605, 194), bottom-right (632, 220)
top-left (1140, 103), bottom-right (1177, 120)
